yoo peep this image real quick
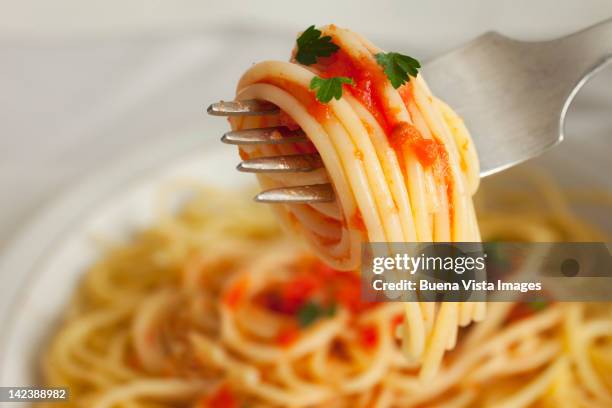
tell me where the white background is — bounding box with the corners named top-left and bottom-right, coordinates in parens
top-left (2, 0), bottom-right (612, 41)
top-left (0, 0), bottom-right (611, 249)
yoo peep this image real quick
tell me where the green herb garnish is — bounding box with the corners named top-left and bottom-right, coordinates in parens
top-left (375, 52), bottom-right (421, 89)
top-left (528, 300), bottom-right (549, 311)
top-left (325, 302), bottom-right (337, 317)
top-left (297, 301), bottom-right (336, 327)
top-left (296, 25), bottom-right (339, 65)
top-left (309, 76), bottom-right (354, 103)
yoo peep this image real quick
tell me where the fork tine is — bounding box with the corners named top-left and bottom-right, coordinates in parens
top-left (238, 153), bottom-right (323, 173)
top-left (207, 99), bottom-right (279, 116)
top-left (255, 184), bottom-right (334, 203)
top-left (222, 127), bottom-right (307, 145)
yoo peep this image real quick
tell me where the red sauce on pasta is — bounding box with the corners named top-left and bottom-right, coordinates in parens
top-left (316, 49), bottom-right (396, 135)
top-left (261, 77), bottom-right (330, 122)
top-left (350, 210), bottom-right (366, 231)
top-left (390, 121), bottom-right (444, 168)
top-left (202, 384), bottom-right (237, 408)
top-left (359, 324), bottom-right (379, 349)
top-left (223, 278), bottom-right (249, 310)
top-left (276, 325), bottom-right (300, 347)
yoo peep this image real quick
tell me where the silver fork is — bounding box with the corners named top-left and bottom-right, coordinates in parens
top-left (208, 18), bottom-right (612, 204)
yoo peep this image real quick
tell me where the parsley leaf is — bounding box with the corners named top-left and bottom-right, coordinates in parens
top-left (528, 300), bottom-right (549, 311)
top-left (309, 76), bottom-right (354, 103)
top-left (375, 52), bottom-right (421, 89)
top-left (296, 301), bottom-right (336, 328)
top-left (325, 302), bottom-right (337, 317)
top-left (296, 25), bottom-right (339, 65)
top-left (297, 302), bottom-right (322, 327)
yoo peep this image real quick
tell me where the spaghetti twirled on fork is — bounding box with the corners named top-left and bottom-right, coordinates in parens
top-left (231, 24), bottom-right (482, 377)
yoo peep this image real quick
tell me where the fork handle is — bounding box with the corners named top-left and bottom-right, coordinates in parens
top-left (548, 17), bottom-right (612, 90)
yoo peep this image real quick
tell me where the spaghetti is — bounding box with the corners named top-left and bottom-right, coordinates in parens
top-left (230, 25), bottom-right (482, 377)
top-left (41, 175), bottom-right (612, 407)
top-left (39, 25), bottom-right (612, 408)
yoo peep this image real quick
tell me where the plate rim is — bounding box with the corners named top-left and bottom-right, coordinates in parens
top-left (0, 132), bottom-right (225, 378)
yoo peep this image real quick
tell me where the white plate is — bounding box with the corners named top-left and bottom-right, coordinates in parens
top-left (0, 134), bottom-right (250, 387)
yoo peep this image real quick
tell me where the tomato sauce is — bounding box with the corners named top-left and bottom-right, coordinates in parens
top-left (313, 43), bottom-right (455, 222)
top-left (316, 49), bottom-right (396, 135)
top-left (261, 77), bottom-right (330, 123)
top-left (389, 121), bottom-right (444, 168)
top-left (398, 85), bottom-right (413, 106)
top-left (390, 121), bottom-right (455, 223)
top-left (201, 384), bottom-right (237, 408)
top-left (259, 275), bottom-right (321, 315)
top-left (349, 210), bottom-right (366, 231)
top-left (223, 279), bottom-right (249, 310)
top-left (238, 148), bottom-right (249, 160)
top-left (246, 257), bottom-right (380, 350)
top-left (391, 314), bottom-right (404, 334)
top-left (258, 258), bottom-right (374, 317)
top-left (359, 324), bottom-right (379, 349)
top-left (276, 325), bottom-right (300, 347)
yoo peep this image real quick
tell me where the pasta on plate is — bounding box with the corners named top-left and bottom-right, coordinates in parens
top-left (41, 177), bottom-right (612, 407)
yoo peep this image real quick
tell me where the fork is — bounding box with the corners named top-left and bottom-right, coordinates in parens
top-left (208, 18), bottom-right (612, 204)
